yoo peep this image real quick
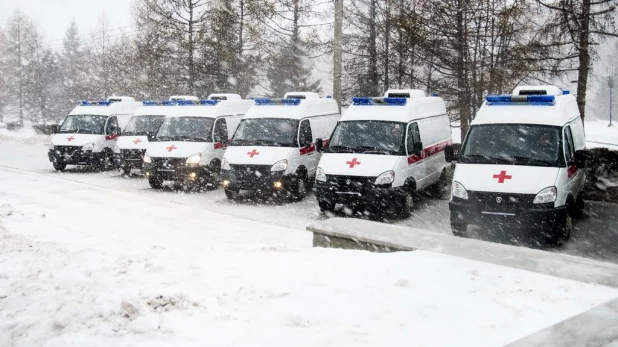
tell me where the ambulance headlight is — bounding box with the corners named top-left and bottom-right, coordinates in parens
top-left (113, 144), bottom-right (120, 154)
top-left (82, 142), bottom-right (94, 151)
top-left (186, 153), bottom-right (202, 167)
top-left (375, 171), bottom-right (395, 185)
top-left (452, 181), bottom-right (468, 200)
top-left (143, 153), bottom-right (151, 164)
top-left (316, 167), bottom-right (326, 182)
top-left (271, 159), bottom-right (288, 172)
top-left (533, 186), bottom-right (557, 204)
top-left (221, 158), bottom-right (231, 171)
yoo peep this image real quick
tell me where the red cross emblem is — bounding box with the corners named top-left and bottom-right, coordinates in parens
top-left (247, 149), bottom-right (259, 158)
top-left (493, 170), bottom-right (512, 183)
top-left (346, 158), bottom-right (361, 168)
top-left (133, 138), bottom-right (142, 145)
top-left (67, 136), bottom-right (75, 141)
top-left (166, 144), bottom-right (177, 152)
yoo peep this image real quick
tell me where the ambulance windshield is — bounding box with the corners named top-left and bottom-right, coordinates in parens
top-left (461, 124), bottom-right (563, 166)
top-left (123, 115), bottom-right (166, 136)
top-left (153, 117), bottom-right (214, 142)
top-left (231, 118), bottom-right (299, 147)
top-left (327, 120), bottom-right (405, 155)
top-left (58, 115), bottom-right (108, 134)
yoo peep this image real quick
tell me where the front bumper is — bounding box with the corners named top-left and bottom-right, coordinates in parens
top-left (114, 149), bottom-right (146, 170)
top-left (143, 159), bottom-right (214, 183)
top-left (449, 198), bottom-right (567, 231)
top-left (314, 180), bottom-right (407, 212)
top-left (48, 148), bottom-right (105, 166)
top-left (221, 168), bottom-right (291, 192)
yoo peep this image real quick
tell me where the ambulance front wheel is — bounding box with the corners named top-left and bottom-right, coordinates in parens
top-left (53, 162), bottom-right (66, 171)
top-left (451, 223), bottom-right (468, 237)
top-left (318, 200), bottom-right (333, 212)
top-left (225, 188), bottom-right (240, 200)
top-left (291, 173), bottom-right (309, 202)
top-left (121, 166), bottom-right (132, 175)
top-left (148, 176), bottom-right (163, 189)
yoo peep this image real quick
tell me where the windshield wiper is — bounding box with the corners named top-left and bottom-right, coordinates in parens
top-left (353, 146), bottom-right (395, 155)
top-left (177, 135), bottom-right (209, 142)
top-left (461, 154), bottom-right (511, 163)
top-left (327, 145), bottom-right (354, 153)
top-left (508, 156), bottom-right (555, 166)
top-left (230, 139), bottom-right (251, 145)
top-left (154, 136), bottom-right (172, 141)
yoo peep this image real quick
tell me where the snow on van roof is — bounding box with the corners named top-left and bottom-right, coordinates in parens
top-left (107, 96), bottom-right (135, 102)
top-left (473, 93), bottom-right (580, 127)
top-left (244, 97), bottom-right (339, 120)
top-left (166, 99), bottom-right (254, 118)
top-left (70, 99), bottom-right (142, 116)
top-left (512, 85), bottom-right (563, 96)
top-left (341, 96), bottom-right (446, 123)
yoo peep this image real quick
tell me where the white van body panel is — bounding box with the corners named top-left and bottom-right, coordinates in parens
top-left (117, 136), bottom-right (149, 150)
top-left (455, 90), bottom-right (585, 208)
top-left (224, 146), bottom-right (293, 167)
top-left (51, 134), bottom-right (103, 148)
top-left (117, 105), bottom-right (172, 151)
top-left (146, 99), bottom-right (253, 168)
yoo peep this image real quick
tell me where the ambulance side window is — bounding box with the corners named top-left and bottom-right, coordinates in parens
top-left (299, 120), bottom-right (313, 147)
top-left (564, 126), bottom-right (575, 163)
top-left (406, 123), bottom-right (420, 155)
top-left (106, 117), bottom-right (119, 135)
top-left (214, 118), bottom-right (228, 142)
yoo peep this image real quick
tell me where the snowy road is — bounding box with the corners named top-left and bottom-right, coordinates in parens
top-left (2, 136), bottom-right (618, 346)
top-left (2, 135), bottom-right (618, 264)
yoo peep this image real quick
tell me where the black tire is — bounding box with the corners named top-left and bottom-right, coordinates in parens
top-left (571, 196), bottom-right (585, 219)
top-left (225, 188), bottom-right (239, 200)
top-left (148, 176), bottom-right (163, 189)
top-left (122, 166), bottom-right (132, 176)
top-left (207, 162), bottom-right (221, 190)
top-left (291, 173), bottom-right (308, 202)
top-left (399, 190), bottom-right (414, 218)
top-left (549, 213), bottom-right (572, 247)
top-left (96, 151), bottom-right (113, 171)
top-left (451, 223), bottom-right (469, 237)
top-left (53, 162), bottom-right (66, 171)
top-left (429, 170), bottom-right (448, 198)
top-left (318, 200), bottom-right (333, 213)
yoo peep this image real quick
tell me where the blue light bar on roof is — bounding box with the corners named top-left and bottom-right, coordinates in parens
top-left (383, 97), bottom-right (407, 106)
top-left (352, 97), bottom-right (373, 105)
top-left (199, 100), bottom-right (218, 105)
top-left (177, 100), bottom-right (199, 106)
top-left (486, 95), bottom-right (555, 106)
top-left (254, 98), bottom-right (301, 106)
top-left (80, 100), bottom-right (112, 106)
top-left (563, 90), bottom-right (570, 95)
top-left (143, 100), bottom-right (156, 106)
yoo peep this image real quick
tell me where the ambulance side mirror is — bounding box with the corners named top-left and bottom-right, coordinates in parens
top-left (147, 133), bottom-right (155, 142)
top-left (315, 138), bottom-right (323, 152)
top-left (445, 145), bottom-right (456, 163)
top-left (573, 150), bottom-right (587, 169)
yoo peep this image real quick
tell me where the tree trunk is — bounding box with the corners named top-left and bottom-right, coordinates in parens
top-left (368, 0), bottom-right (379, 95)
top-left (576, 0), bottom-right (591, 121)
top-left (333, 0), bottom-right (343, 109)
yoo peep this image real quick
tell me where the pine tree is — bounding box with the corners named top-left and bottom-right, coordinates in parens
top-left (61, 19), bottom-right (92, 115)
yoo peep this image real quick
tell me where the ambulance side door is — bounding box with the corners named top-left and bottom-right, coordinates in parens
top-left (561, 124), bottom-right (583, 198)
top-left (212, 117), bottom-right (229, 157)
top-left (405, 122), bottom-right (427, 190)
top-left (104, 116), bottom-right (120, 150)
top-left (298, 118), bottom-right (318, 176)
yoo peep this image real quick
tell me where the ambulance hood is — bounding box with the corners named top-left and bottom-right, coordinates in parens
top-left (318, 153), bottom-right (400, 177)
top-left (51, 133), bottom-right (103, 147)
top-left (453, 164), bottom-right (560, 195)
top-left (117, 136), bottom-right (149, 150)
top-left (224, 146), bottom-right (293, 166)
top-left (147, 141), bottom-right (208, 158)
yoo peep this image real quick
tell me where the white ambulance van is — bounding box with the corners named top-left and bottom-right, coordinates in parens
top-left (314, 90), bottom-right (451, 217)
top-left (48, 97), bottom-right (142, 171)
top-left (113, 99), bottom-right (184, 175)
top-left (143, 94), bottom-right (253, 190)
top-left (447, 85), bottom-right (586, 245)
top-left (221, 93), bottom-right (340, 201)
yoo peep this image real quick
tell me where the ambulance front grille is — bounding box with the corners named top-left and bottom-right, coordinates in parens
top-left (230, 165), bottom-right (271, 180)
top-left (54, 146), bottom-right (81, 155)
top-left (325, 175), bottom-right (377, 192)
top-left (151, 157), bottom-right (187, 170)
top-left (468, 191), bottom-right (537, 212)
top-left (121, 149), bottom-right (146, 160)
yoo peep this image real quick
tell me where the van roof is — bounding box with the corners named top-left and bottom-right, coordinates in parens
top-left (70, 99), bottom-right (143, 116)
top-left (341, 96), bottom-right (446, 123)
top-left (244, 98), bottom-right (339, 120)
top-left (473, 93), bottom-right (580, 127)
top-left (208, 93), bottom-right (241, 100)
top-left (169, 95), bottom-right (199, 101)
top-left (167, 99), bottom-right (254, 118)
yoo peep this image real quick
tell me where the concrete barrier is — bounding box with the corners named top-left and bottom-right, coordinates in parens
top-left (307, 217), bottom-right (618, 288)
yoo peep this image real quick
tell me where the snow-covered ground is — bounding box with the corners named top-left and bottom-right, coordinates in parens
top-left (585, 119), bottom-right (618, 150)
top-left (1, 129), bottom-right (618, 345)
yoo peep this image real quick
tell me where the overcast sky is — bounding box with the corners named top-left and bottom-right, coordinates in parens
top-left (0, 0), bottom-right (133, 49)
